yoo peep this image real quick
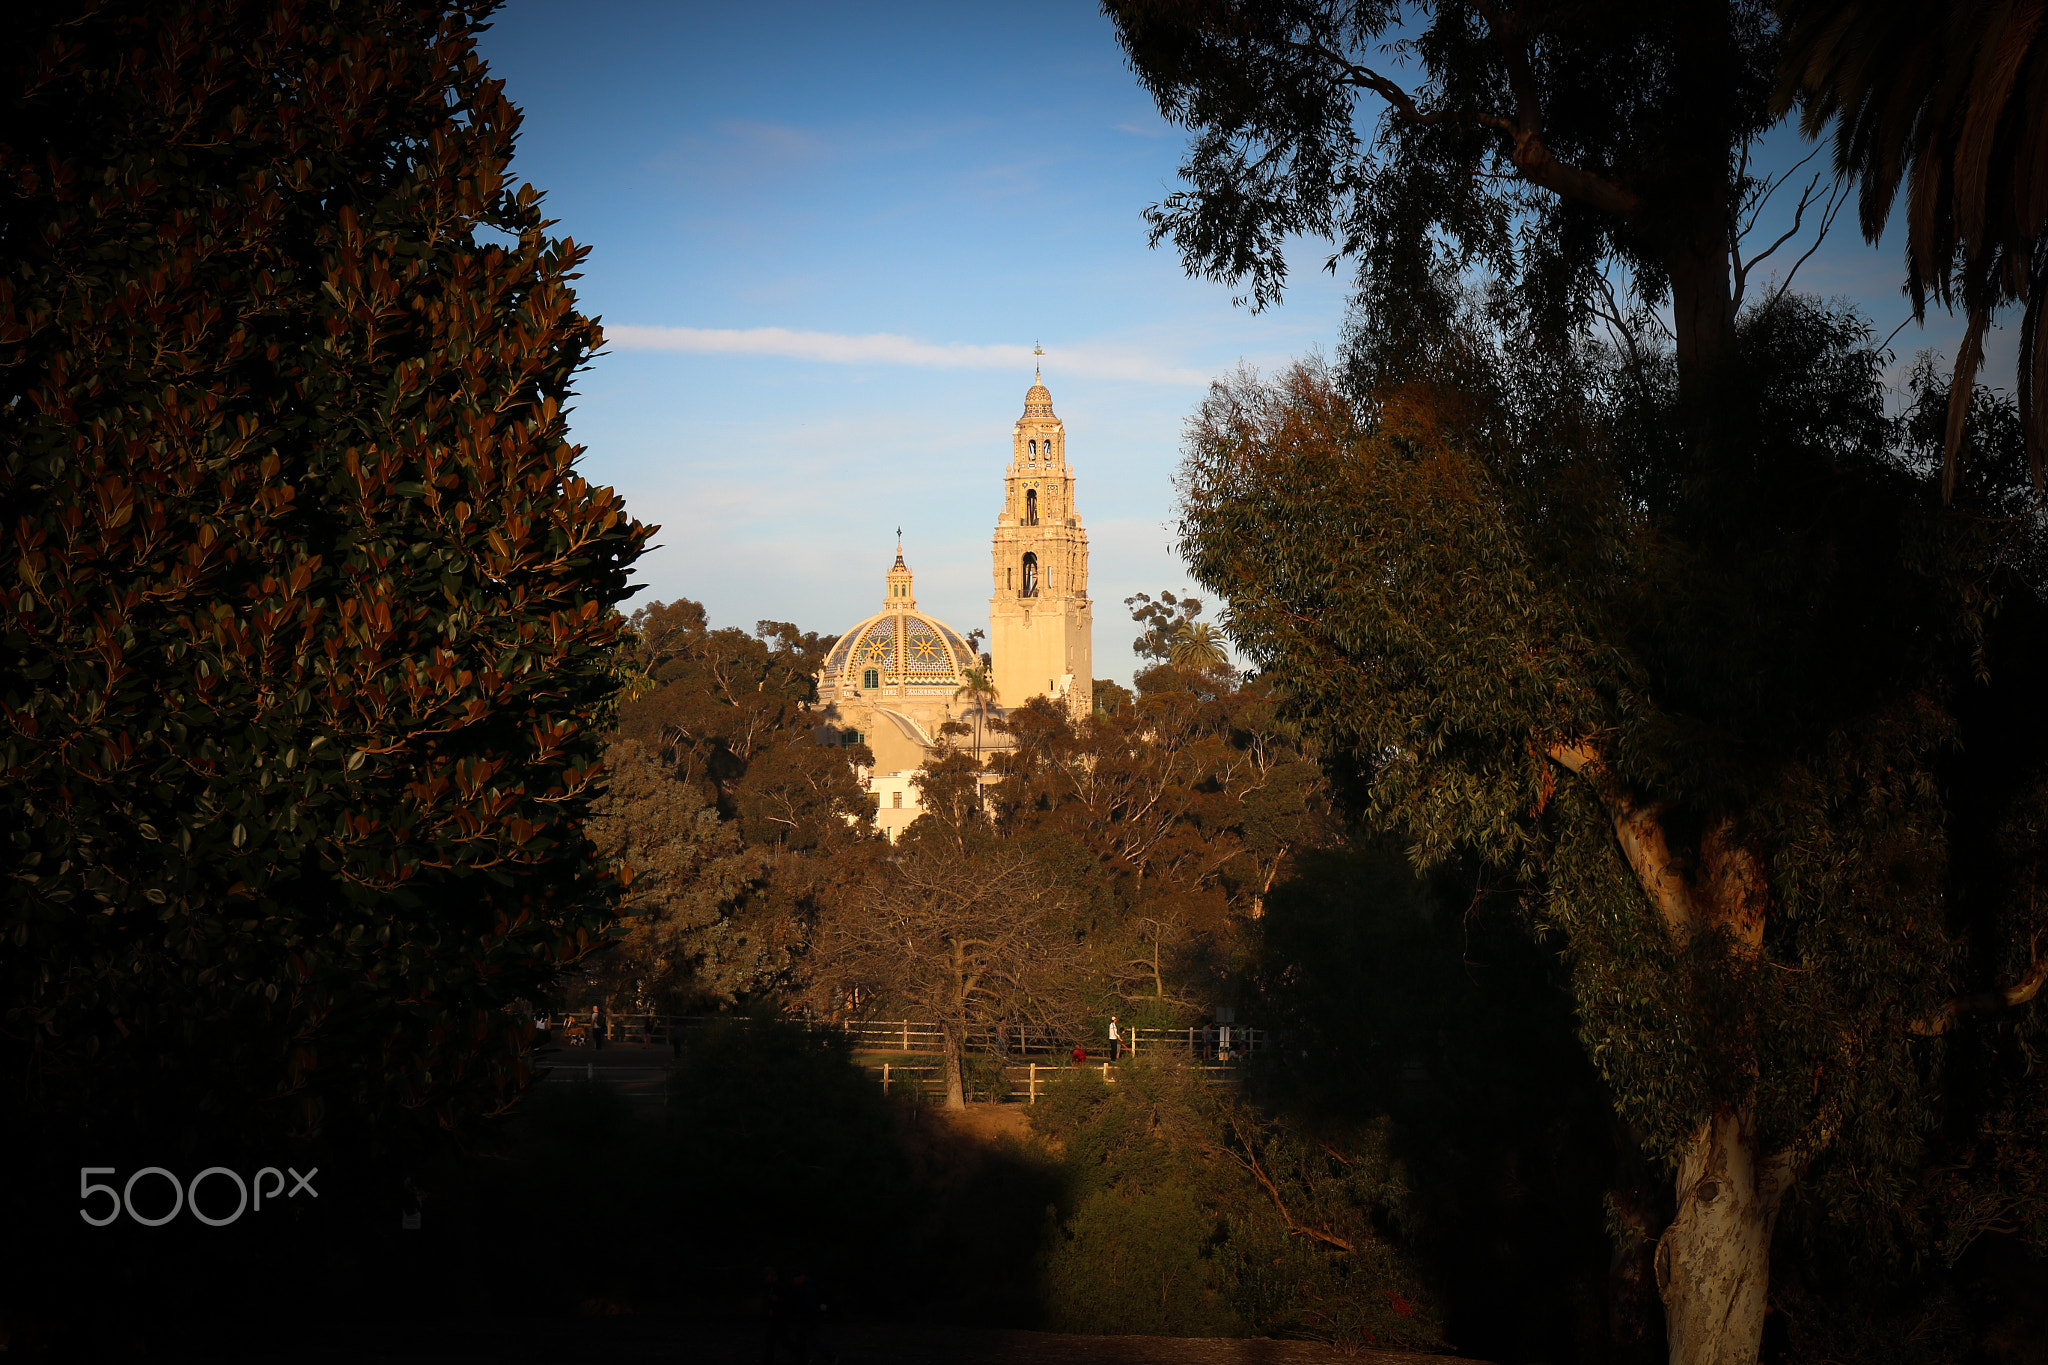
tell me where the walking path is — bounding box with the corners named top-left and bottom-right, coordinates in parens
top-left (223, 1315), bottom-right (1478, 1364)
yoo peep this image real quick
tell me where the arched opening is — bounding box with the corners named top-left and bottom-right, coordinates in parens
top-left (1025, 489), bottom-right (1038, 526)
top-left (862, 668), bottom-right (879, 690)
top-left (1020, 552), bottom-right (1038, 597)
top-left (1028, 439), bottom-right (1037, 456)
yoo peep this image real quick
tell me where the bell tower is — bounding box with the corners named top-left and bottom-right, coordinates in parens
top-left (989, 363), bottom-right (1092, 716)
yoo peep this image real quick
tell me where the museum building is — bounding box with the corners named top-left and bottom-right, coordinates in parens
top-left (814, 370), bottom-right (1094, 837)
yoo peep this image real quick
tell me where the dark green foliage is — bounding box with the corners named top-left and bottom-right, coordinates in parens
top-left (583, 599), bottom-right (874, 1008)
top-left (1254, 845), bottom-right (1627, 1363)
top-left (1032, 1059), bottom-right (1443, 1348)
top-left (1177, 292), bottom-right (2048, 1347)
top-left (0, 0), bottom-right (649, 1154)
top-left (1105, 0), bottom-right (1779, 401)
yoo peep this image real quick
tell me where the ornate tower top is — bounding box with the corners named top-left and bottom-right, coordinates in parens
top-left (885, 538), bottom-right (916, 611)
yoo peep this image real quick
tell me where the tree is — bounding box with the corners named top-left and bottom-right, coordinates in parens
top-left (985, 666), bottom-right (1333, 1013)
top-left (953, 664), bottom-right (999, 762)
top-left (1125, 588), bottom-right (1205, 660)
top-left (1169, 620), bottom-right (1231, 673)
top-left (0, 0), bottom-right (649, 1152)
top-left (1105, 0), bottom-right (1818, 413)
top-left (1175, 312), bottom-right (2048, 1363)
top-left (584, 600), bottom-right (875, 1009)
top-left (808, 840), bottom-right (1089, 1109)
top-left (1778, 0), bottom-right (2048, 494)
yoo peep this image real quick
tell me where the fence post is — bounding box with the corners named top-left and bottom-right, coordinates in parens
top-left (1103, 1062), bottom-right (1111, 1084)
top-left (1029, 1062), bottom-right (1037, 1105)
top-left (586, 1062), bottom-right (593, 1080)
top-left (883, 1062), bottom-right (891, 1094)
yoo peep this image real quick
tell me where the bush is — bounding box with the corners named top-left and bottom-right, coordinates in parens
top-left (1031, 1059), bottom-right (1442, 1348)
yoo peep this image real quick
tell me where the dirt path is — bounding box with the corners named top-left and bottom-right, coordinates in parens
top-left (223, 1316), bottom-right (1477, 1364)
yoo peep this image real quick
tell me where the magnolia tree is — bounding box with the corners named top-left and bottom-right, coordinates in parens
top-left (1175, 308), bottom-right (2048, 1363)
top-left (0, 0), bottom-right (650, 1152)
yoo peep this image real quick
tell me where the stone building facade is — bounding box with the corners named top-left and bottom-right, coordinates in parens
top-left (811, 372), bottom-right (1094, 837)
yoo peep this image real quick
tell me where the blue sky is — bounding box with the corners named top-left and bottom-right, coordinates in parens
top-left (476, 1), bottom-right (1980, 684)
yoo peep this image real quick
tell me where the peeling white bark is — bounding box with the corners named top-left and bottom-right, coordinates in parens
top-left (1657, 1111), bottom-right (1790, 1365)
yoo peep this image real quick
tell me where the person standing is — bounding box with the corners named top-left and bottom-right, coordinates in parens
top-left (1107, 1015), bottom-right (1121, 1062)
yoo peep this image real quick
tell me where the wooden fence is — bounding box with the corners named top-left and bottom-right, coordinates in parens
top-left (867, 1060), bottom-right (1242, 1104)
top-left (534, 1058), bottom-right (1241, 1105)
top-left (534, 1013), bottom-right (1266, 1060)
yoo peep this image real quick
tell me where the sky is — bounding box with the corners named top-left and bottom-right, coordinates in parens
top-left (475, 1), bottom-right (1983, 685)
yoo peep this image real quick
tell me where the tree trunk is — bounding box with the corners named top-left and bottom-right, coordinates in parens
top-left (941, 1017), bottom-right (967, 1110)
top-left (1667, 232), bottom-right (1736, 417)
top-left (1656, 1109), bottom-right (1787, 1365)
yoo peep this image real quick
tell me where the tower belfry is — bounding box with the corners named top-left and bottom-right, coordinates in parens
top-left (989, 369), bottom-right (1092, 715)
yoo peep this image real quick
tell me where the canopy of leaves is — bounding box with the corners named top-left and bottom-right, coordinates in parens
top-left (1177, 298), bottom-right (2048, 1264)
top-left (1106, 0), bottom-right (1783, 388)
top-left (0, 0), bottom-right (649, 1150)
top-left (970, 660), bottom-right (1334, 1021)
top-left (580, 599), bottom-right (874, 1009)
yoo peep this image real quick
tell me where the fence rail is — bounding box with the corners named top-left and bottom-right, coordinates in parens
top-left (533, 1056), bottom-right (1240, 1105)
top-left (533, 1013), bottom-right (1266, 1060)
top-left (864, 1060), bottom-right (1242, 1104)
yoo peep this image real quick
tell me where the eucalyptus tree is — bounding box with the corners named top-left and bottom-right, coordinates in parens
top-left (1175, 302), bottom-right (2048, 1364)
top-left (1106, 0), bottom-right (1811, 414)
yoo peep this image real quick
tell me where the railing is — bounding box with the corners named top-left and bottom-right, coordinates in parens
top-left (534, 1056), bottom-right (1240, 1105)
top-left (864, 1060), bottom-right (1243, 1104)
top-left (532, 1013), bottom-right (1267, 1061)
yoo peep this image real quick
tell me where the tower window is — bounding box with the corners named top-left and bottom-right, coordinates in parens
top-left (1025, 489), bottom-right (1038, 526)
top-left (1021, 552), bottom-right (1038, 597)
top-left (1029, 440), bottom-right (1037, 456)
top-left (862, 668), bottom-right (879, 689)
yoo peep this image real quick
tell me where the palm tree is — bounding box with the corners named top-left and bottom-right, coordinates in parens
top-left (1778, 0), bottom-right (2048, 496)
top-left (953, 665), bottom-right (998, 763)
top-left (1168, 621), bottom-right (1229, 673)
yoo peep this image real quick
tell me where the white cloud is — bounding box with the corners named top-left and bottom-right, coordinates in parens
top-left (604, 325), bottom-right (1212, 387)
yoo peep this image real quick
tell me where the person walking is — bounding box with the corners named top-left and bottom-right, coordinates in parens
top-left (1107, 1015), bottom-right (1121, 1062)
top-left (591, 1003), bottom-right (605, 1052)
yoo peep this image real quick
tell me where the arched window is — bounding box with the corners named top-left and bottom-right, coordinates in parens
top-left (1025, 489), bottom-right (1038, 526)
top-left (1028, 440), bottom-right (1037, 456)
top-left (862, 668), bottom-right (879, 690)
top-left (1021, 552), bottom-right (1038, 597)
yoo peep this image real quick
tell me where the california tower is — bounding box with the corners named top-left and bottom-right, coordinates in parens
top-left (989, 369), bottom-right (1093, 716)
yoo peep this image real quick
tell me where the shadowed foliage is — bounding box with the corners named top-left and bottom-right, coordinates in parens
top-left (1, 0), bottom-right (649, 1156)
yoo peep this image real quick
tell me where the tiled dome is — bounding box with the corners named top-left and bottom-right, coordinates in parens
top-left (823, 608), bottom-right (978, 692)
top-left (1022, 374), bottom-right (1055, 418)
